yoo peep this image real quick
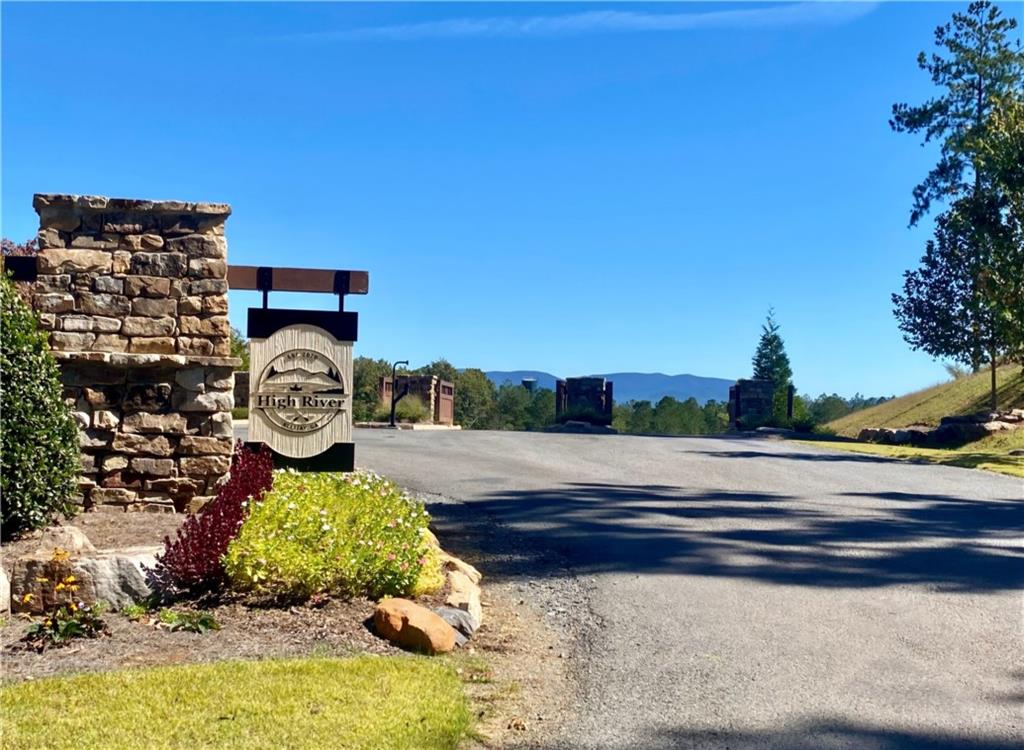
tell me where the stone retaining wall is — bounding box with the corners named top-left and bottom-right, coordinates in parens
top-left (29, 194), bottom-right (240, 512)
top-left (858, 410), bottom-right (1024, 446)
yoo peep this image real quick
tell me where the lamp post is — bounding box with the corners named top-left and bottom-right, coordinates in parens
top-left (389, 360), bottom-right (409, 428)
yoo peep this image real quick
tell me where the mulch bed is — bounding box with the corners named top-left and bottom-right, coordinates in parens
top-left (1, 596), bottom-right (403, 681)
top-left (1, 509), bottom-right (411, 681)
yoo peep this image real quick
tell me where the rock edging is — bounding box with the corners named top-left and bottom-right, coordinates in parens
top-left (858, 410), bottom-right (1023, 446)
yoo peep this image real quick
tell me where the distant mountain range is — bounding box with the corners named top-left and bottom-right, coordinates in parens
top-left (485, 371), bottom-right (734, 405)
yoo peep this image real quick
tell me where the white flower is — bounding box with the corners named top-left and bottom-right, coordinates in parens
top-left (322, 524), bottom-right (332, 531)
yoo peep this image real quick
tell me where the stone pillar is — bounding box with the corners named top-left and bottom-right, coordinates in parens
top-left (31, 194), bottom-right (240, 513)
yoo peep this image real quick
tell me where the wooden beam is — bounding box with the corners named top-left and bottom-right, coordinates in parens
top-left (227, 266), bottom-right (369, 295)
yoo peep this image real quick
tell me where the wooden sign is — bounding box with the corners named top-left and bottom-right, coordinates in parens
top-left (248, 324), bottom-right (353, 459)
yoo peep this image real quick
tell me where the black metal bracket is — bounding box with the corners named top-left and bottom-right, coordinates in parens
top-left (256, 266), bottom-right (273, 309)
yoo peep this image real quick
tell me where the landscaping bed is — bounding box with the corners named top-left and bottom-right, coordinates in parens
top-left (1, 452), bottom-right (576, 748)
top-left (1, 592), bottom-right (401, 681)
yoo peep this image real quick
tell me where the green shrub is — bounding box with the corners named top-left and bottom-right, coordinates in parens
top-left (157, 609), bottom-right (220, 634)
top-left (0, 273), bottom-right (79, 538)
top-left (374, 395), bottom-right (429, 424)
top-left (120, 603), bottom-right (148, 621)
top-left (225, 470), bottom-right (435, 600)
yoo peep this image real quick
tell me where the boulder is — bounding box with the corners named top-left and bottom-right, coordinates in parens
top-left (434, 605), bottom-right (480, 639)
top-left (34, 525), bottom-right (96, 556)
top-left (440, 551), bottom-right (482, 586)
top-left (445, 569), bottom-right (483, 630)
top-left (374, 598), bottom-right (457, 654)
top-left (9, 545), bottom-right (159, 614)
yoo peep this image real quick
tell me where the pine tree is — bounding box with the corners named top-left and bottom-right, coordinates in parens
top-left (752, 309), bottom-right (793, 390)
top-left (890, 1), bottom-right (1024, 226)
top-left (890, 1), bottom-right (1023, 408)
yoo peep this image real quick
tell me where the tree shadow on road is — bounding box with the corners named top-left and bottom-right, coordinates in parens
top-left (427, 482), bottom-right (1023, 593)
top-left (523, 718), bottom-right (1022, 750)
top-left (687, 448), bottom-right (903, 463)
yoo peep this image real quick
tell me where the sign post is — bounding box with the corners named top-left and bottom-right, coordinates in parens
top-left (227, 265), bottom-right (368, 472)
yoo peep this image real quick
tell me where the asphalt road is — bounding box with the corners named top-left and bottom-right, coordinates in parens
top-left (352, 429), bottom-right (1023, 750)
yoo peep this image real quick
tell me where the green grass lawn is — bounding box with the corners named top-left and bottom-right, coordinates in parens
top-left (827, 365), bottom-right (1024, 438)
top-left (1, 656), bottom-right (472, 750)
top-left (799, 429), bottom-right (1024, 479)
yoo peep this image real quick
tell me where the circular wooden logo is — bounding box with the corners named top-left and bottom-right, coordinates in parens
top-left (252, 349), bottom-right (348, 434)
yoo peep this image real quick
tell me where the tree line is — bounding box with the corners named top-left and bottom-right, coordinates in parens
top-left (353, 354), bottom-right (889, 435)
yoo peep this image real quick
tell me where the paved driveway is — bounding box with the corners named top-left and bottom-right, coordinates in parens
top-left (357, 429), bottom-right (1022, 749)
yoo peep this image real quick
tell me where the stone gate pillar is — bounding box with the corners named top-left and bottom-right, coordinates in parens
top-left (30, 194), bottom-right (240, 513)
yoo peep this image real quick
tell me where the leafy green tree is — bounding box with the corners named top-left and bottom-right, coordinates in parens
top-left (974, 92), bottom-right (1024, 361)
top-left (805, 394), bottom-right (851, 424)
top-left (701, 400), bottom-right (730, 433)
top-left (352, 357), bottom-right (392, 423)
top-left (611, 403), bottom-right (633, 433)
top-left (892, 199), bottom-right (1015, 408)
top-left (454, 368), bottom-right (497, 429)
top-left (650, 397), bottom-right (705, 435)
top-left (525, 388), bottom-right (556, 431)
top-left (627, 400), bottom-right (655, 434)
top-left (652, 396), bottom-right (685, 435)
top-left (1, 273), bottom-right (79, 538)
top-left (229, 326), bottom-right (250, 371)
top-left (891, 1), bottom-right (1023, 406)
top-left (416, 358), bottom-right (458, 383)
top-left (494, 382), bottom-right (531, 430)
top-left (891, 1), bottom-right (1023, 225)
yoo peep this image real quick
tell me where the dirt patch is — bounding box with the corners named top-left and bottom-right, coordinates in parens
top-left (1, 511), bottom-right (180, 568)
top-left (459, 577), bottom-right (573, 749)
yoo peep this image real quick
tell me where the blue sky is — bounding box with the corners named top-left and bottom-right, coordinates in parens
top-left (2, 2), bottom-right (1005, 397)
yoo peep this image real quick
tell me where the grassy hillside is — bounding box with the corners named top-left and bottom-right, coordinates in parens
top-left (827, 365), bottom-right (1024, 438)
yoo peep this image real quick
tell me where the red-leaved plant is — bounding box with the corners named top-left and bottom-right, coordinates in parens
top-left (148, 444), bottom-right (273, 596)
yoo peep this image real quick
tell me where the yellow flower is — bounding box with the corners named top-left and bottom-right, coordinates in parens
top-left (21, 593), bottom-right (34, 603)
top-left (52, 548), bottom-right (71, 563)
top-left (35, 576), bottom-right (49, 584)
top-left (63, 575), bottom-right (76, 584)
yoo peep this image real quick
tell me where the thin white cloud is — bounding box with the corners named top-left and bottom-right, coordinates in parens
top-left (297, 2), bottom-right (879, 42)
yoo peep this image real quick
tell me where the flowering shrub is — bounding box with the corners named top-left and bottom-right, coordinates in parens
top-left (224, 471), bottom-right (437, 600)
top-left (149, 445), bottom-right (274, 595)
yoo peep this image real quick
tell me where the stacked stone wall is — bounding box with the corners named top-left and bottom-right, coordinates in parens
top-left (29, 194), bottom-right (240, 512)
